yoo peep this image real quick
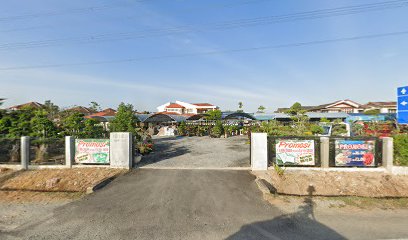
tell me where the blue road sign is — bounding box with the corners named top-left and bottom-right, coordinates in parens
top-left (398, 86), bottom-right (408, 124)
top-left (398, 112), bottom-right (408, 124)
top-left (398, 96), bottom-right (408, 111)
top-left (398, 86), bottom-right (408, 97)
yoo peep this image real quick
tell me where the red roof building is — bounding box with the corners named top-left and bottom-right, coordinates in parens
top-left (157, 101), bottom-right (218, 114)
top-left (8, 102), bottom-right (44, 110)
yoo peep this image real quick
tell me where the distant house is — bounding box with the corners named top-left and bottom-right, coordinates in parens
top-left (276, 99), bottom-right (397, 114)
top-left (308, 99), bottom-right (363, 113)
top-left (360, 102), bottom-right (397, 113)
top-left (66, 106), bottom-right (95, 116)
top-left (85, 108), bottom-right (117, 118)
top-left (157, 101), bottom-right (218, 114)
top-left (8, 101), bottom-right (44, 110)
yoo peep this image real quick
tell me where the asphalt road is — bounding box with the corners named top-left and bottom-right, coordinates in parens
top-left (2, 169), bottom-right (408, 240)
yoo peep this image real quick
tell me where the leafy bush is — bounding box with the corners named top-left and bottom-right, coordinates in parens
top-left (210, 121), bottom-right (224, 138)
top-left (310, 124), bottom-right (324, 135)
top-left (137, 142), bottom-right (153, 155)
top-left (178, 122), bottom-right (187, 136)
top-left (393, 134), bottom-right (408, 166)
top-left (331, 124), bottom-right (348, 136)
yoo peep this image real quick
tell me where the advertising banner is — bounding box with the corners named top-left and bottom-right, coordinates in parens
top-left (75, 139), bottom-right (110, 164)
top-left (334, 140), bottom-right (375, 167)
top-left (275, 140), bottom-right (315, 166)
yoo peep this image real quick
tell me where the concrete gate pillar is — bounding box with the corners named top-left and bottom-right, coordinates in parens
top-left (110, 132), bottom-right (133, 169)
top-left (251, 133), bottom-right (268, 170)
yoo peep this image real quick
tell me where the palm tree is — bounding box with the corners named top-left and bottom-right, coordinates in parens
top-left (237, 102), bottom-right (244, 113)
top-left (238, 102), bottom-right (243, 109)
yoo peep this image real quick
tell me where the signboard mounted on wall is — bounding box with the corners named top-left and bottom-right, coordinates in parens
top-left (275, 139), bottom-right (315, 166)
top-left (75, 139), bottom-right (110, 164)
top-left (334, 140), bottom-right (376, 167)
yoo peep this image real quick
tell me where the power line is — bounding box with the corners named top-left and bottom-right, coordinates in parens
top-left (0, 1), bottom-right (150, 22)
top-left (0, 0), bottom-right (271, 33)
top-left (1, 30), bottom-right (407, 71)
top-left (0, 0), bottom-right (407, 51)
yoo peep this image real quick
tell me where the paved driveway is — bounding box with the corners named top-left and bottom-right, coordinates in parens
top-left (138, 136), bottom-right (250, 169)
top-left (2, 169), bottom-right (408, 240)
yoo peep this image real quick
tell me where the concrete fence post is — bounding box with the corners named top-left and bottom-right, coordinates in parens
top-left (65, 136), bottom-right (75, 168)
top-left (320, 137), bottom-right (330, 168)
top-left (110, 132), bottom-right (133, 169)
top-left (382, 137), bottom-right (393, 172)
top-left (251, 133), bottom-right (268, 171)
top-left (20, 136), bottom-right (30, 170)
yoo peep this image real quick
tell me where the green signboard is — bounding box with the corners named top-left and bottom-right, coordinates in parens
top-left (75, 139), bottom-right (110, 164)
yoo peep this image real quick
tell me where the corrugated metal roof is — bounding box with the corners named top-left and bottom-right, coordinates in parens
top-left (135, 114), bottom-right (151, 122)
top-left (221, 112), bottom-right (256, 120)
top-left (306, 112), bottom-right (349, 119)
top-left (254, 112), bottom-right (349, 121)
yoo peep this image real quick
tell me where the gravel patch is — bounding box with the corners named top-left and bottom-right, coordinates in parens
top-left (138, 136), bottom-right (250, 168)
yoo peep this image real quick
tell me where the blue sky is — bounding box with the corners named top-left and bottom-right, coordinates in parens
top-left (0, 0), bottom-right (407, 112)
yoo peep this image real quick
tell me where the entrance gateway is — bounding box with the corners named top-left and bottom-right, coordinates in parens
top-left (136, 112), bottom-right (256, 170)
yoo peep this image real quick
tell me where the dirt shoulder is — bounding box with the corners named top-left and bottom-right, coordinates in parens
top-left (0, 168), bottom-right (127, 202)
top-left (253, 169), bottom-right (408, 197)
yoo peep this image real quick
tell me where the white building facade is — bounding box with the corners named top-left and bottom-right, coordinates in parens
top-left (157, 101), bottom-right (218, 114)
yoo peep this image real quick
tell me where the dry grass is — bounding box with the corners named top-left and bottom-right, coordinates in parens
top-left (0, 168), bottom-right (127, 192)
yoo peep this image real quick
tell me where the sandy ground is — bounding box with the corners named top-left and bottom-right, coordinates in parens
top-left (253, 169), bottom-right (408, 197)
top-left (138, 136), bottom-right (250, 168)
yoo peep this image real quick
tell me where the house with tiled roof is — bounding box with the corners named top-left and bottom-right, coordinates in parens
top-left (85, 108), bottom-right (117, 118)
top-left (276, 99), bottom-right (397, 114)
top-left (8, 101), bottom-right (44, 110)
top-left (360, 101), bottom-right (397, 113)
top-left (157, 101), bottom-right (218, 114)
top-left (66, 106), bottom-right (96, 116)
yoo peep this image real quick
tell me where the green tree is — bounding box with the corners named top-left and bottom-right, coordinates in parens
top-left (211, 120), bottom-right (224, 138)
top-left (43, 100), bottom-right (59, 120)
top-left (7, 108), bottom-right (35, 137)
top-left (89, 101), bottom-right (101, 112)
top-left (205, 109), bottom-right (222, 120)
top-left (319, 117), bottom-right (331, 123)
top-left (257, 105), bottom-right (266, 113)
top-left (81, 118), bottom-right (105, 138)
top-left (285, 102), bottom-right (304, 116)
top-left (62, 112), bottom-right (85, 137)
top-left (178, 121), bottom-right (187, 136)
top-left (309, 124), bottom-right (324, 135)
top-left (109, 103), bottom-right (139, 133)
top-left (285, 102), bottom-right (309, 135)
top-left (364, 109), bottom-right (380, 115)
top-left (0, 112), bottom-right (13, 137)
top-left (30, 109), bottom-right (57, 138)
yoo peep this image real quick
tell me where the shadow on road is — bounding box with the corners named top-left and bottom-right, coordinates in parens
top-left (136, 137), bottom-right (190, 167)
top-left (226, 186), bottom-right (346, 240)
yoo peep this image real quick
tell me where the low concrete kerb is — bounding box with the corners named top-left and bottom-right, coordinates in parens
top-left (138, 166), bottom-right (251, 171)
top-left (85, 171), bottom-right (128, 194)
top-left (267, 167), bottom-right (388, 173)
top-left (255, 178), bottom-right (271, 195)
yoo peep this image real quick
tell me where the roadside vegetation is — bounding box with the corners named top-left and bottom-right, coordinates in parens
top-left (0, 101), bottom-right (153, 163)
